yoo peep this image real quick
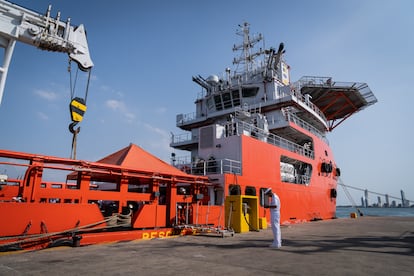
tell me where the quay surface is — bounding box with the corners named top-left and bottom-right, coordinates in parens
top-left (1, 216), bottom-right (413, 275)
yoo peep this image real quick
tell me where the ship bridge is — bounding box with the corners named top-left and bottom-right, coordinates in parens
top-left (296, 76), bottom-right (377, 131)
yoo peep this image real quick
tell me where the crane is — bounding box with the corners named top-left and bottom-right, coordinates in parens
top-left (0, 0), bottom-right (94, 158)
top-left (0, 0), bottom-right (94, 105)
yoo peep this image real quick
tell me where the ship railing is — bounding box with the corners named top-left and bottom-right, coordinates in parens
top-left (297, 76), bottom-right (377, 106)
top-left (170, 132), bottom-right (198, 145)
top-left (291, 89), bottom-right (328, 123)
top-left (226, 120), bottom-right (314, 159)
top-left (266, 132), bottom-right (314, 159)
top-left (176, 112), bottom-right (197, 126)
top-left (174, 158), bottom-right (241, 176)
top-left (297, 76), bottom-right (333, 87)
top-left (281, 108), bottom-right (328, 142)
top-left (298, 76), bottom-right (359, 89)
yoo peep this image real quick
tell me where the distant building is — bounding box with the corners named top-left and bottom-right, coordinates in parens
top-left (401, 190), bottom-right (408, 207)
top-left (385, 194), bottom-right (390, 208)
top-left (377, 196), bottom-right (382, 207)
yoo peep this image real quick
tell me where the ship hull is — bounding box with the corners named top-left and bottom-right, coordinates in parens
top-left (0, 147), bottom-right (218, 251)
top-left (218, 134), bottom-right (337, 225)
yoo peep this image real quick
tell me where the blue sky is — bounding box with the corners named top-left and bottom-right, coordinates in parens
top-left (0, 0), bottom-right (413, 206)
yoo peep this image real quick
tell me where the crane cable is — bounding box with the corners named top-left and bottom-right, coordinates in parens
top-left (68, 60), bottom-right (92, 159)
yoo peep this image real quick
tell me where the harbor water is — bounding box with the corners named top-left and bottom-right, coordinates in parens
top-left (336, 206), bottom-right (414, 218)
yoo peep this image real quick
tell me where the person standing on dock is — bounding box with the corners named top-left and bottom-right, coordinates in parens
top-left (265, 188), bottom-right (281, 248)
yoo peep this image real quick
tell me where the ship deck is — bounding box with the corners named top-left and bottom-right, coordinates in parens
top-left (1, 216), bottom-right (412, 275)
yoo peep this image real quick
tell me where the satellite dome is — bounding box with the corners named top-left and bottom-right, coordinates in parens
top-left (206, 75), bottom-right (219, 85)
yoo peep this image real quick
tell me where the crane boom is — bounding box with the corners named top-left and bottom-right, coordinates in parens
top-left (0, 0), bottom-right (94, 105)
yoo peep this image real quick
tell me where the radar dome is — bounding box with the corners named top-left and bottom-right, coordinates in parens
top-left (206, 75), bottom-right (219, 85)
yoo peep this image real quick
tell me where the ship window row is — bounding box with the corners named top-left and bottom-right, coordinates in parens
top-left (211, 87), bottom-right (258, 111)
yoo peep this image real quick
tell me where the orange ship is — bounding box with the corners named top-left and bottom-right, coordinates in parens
top-left (0, 21), bottom-right (377, 251)
top-left (170, 22), bottom-right (377, 224)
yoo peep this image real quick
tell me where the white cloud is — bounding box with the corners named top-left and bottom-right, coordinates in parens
top-left (105, 99), bottom-right (135, 120)
top-left (100, 84), bottom-right (111, 92)
top-left (154, 107), bottom-right (167, 114)
top-left (143, 123), bottom-right (171, 155)
top-left (34, 89), bottom-right (58, 101)
top-left (36, 111), bottom-right (49, 120)
top-left (144, 123), bottom-right (171, 145)
top-left (144, 123), bottom-right (169, 138)
top-left (106, 99), bottom-right (123, 110)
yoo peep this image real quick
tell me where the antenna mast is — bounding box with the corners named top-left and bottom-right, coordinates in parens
top-left (232, 22), bottom-right (264, 75)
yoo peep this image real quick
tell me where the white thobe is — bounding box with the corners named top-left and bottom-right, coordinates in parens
top-left (270, 192), bottom-right (281, 247)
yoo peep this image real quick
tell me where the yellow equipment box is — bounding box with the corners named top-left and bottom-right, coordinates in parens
top-left (259, 217), bottom-right (267, 229)
top-left (225, 195), bottom-right (259, 233)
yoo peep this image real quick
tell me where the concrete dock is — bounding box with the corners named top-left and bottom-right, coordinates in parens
top-left (1, 216), bottom-right (413, 275)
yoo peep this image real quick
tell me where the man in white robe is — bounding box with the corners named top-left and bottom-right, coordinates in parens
top-left (265, 188), bottom-right (281, 248)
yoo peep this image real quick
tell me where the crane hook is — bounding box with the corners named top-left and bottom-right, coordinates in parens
top-left (69, 122), bottom-right (81, 134)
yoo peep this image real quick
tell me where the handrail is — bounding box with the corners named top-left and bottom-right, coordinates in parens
top-left (176, 112), bottom-right (197, 126)
top-left (171, 133), bottom-right (197, 144)
top-left (296, 76), bottom-right (377, 106)
top-left (171, 118), bottom-right (315, 159)
top-left (175, 158), bottom-right (242, 176)
top-left (228, 120), bottom-right (314, 159)
top-left (282, 108), bottom-right (327, 141)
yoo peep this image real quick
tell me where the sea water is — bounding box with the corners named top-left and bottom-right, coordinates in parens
top-left (336, 206), bottom-right (414, 218)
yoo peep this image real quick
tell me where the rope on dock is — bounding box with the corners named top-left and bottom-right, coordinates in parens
top-left (0, 212), bottom-right (132, 250)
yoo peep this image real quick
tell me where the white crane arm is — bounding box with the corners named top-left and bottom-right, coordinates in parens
top-left (0, 0), bottom-right (93, 104)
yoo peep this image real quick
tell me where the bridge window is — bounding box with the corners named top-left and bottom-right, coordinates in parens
top-left (242, 87), bottom-right (259, 97)
top-left (232, 90), bottom-right (240, 106)
top-left (214, 95), bottom-right (223, 110)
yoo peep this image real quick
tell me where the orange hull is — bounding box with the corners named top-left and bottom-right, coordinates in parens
top-left (0, 202), bottom-right (105, 237)
top-left (216, 133), bottom-right (337, 226)
top-left (0, 146), bottom-right (222, 251)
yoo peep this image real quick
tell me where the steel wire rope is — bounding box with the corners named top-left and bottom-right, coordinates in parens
top-left (0, 212), bottom-right (131, 248)
top-left (68, 60), bottom-right (78, 100)
top-left (338, 179), bottom-right (412, 204)
top-left (67, 60), bottom-right (92, 159)
top-left (338, 177), bottom-right (364, 216)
